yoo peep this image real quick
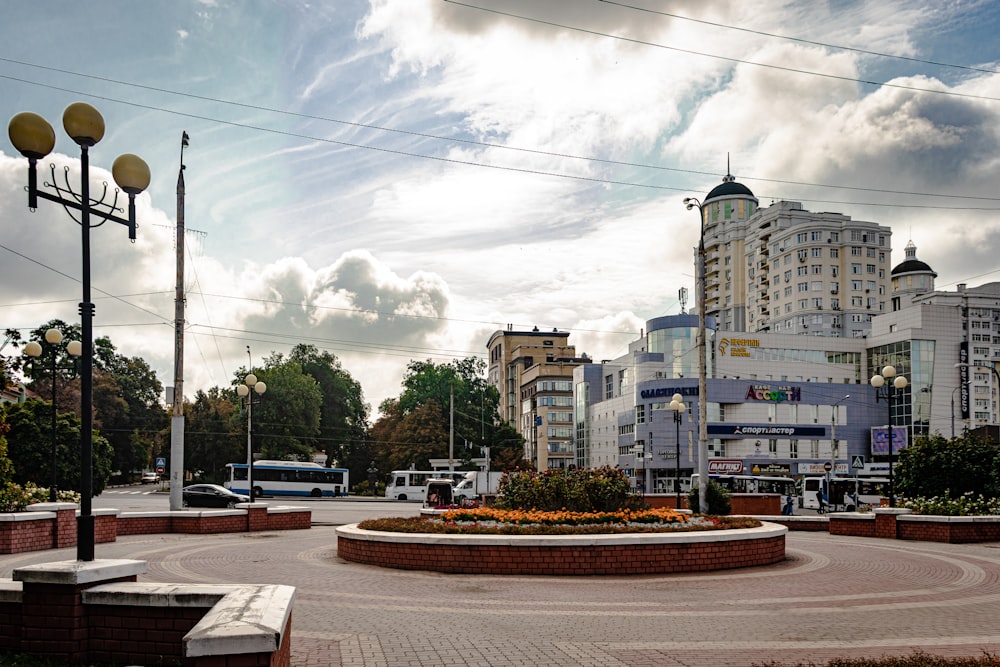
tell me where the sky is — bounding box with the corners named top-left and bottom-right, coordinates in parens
top-left (1, 0), bottom-right (999, 418)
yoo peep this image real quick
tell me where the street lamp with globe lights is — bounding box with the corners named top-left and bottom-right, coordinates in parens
top-left (23, 328), bottom-right (82, 502)
top-left (8, 103), bottom-right (150, 561)
top-left (870, 366), bottom-right (907, 507)
top-left (669, 393), bottom-right (686, 509)
top-left (682, 196), bottom-right (709, 515)
top-left (237, 374), bottom-right (267, 502)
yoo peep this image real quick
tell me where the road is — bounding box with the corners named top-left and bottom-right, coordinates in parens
top-left (96, 484), bottom-right (423, 525)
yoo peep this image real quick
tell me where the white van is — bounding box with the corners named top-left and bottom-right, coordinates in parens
top-left (384, 470), bottom-right (466, 500)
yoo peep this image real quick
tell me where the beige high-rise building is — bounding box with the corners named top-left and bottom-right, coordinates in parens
top-left (696, 174), bottom-right (892, 338)
top-left (486, 327), bottom-right (587, 469)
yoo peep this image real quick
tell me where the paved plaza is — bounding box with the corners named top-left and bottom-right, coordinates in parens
top-left (4, 528), bottom-right (1000, 666)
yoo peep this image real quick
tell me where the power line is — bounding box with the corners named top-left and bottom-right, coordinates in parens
top-left (598, 0), bottom-right (1000, 76)
top-left (444, 1), bottom-right (1000, 105)
top-left (2, 58), bottom-right (1000, 208)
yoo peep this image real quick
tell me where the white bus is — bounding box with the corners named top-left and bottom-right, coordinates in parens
top-left (691, 474), bottom-right (796, 497)
top-left (384, 470), bottom-right (467, 501)
top-left (225, 460), bottom-right (348, 498)
top-left (799, 476), bottom-right (890, 511)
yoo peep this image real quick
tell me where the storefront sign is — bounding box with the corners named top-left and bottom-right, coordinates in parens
top-left (719, 337), bottom-right (760, 357)
top-left (708, 459), bottom-right (744, 474)
top-left (745, 385), bottom-right (801, 402)
top-left (639, 386), bottom-right (698, 400)
top-left (709, 424), bottom-right (825, 437)
top-left (749, 463), bottom-right (791, 475)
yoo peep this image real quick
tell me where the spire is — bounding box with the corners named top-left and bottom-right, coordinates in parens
top-left (723, 152), bottom-right (735, 183)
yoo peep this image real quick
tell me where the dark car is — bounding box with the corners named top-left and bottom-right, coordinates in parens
top-left (182, 484), bottom-right (250, 508)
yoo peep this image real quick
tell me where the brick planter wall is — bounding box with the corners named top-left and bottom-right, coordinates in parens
top-left (1, 504), bottom-right (312, 555)
top-left (645, 494), bottom-right (781, 515)
top-left (897, 515), bottom-right (1000, 543)
top-left (3, 562), bottom-right (294, 667)
top-left (336, 523), bottom-right (788, 576)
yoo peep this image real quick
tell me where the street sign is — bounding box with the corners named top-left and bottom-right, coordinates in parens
top-left (823, 461), bottom-right (833, 472)
top-left (852, 455), bottom-right (865, 470)
top-left (155, 466), bottom-right (164, 475)
top-left (155, 457), bottom-right (166, 468)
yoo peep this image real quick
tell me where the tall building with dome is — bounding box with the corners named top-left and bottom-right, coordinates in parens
top-left (696, 173), bottom-right (893, 338)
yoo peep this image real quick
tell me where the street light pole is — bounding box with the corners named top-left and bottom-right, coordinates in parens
top-left (8, 104), bottom-right (150, 561)
top-left (870, 366), bottom-right (907, 507)
top-left (669, 393), bottom-right (686, 510)
top-left (23, 328), bottom-right (82, 502)
top-left (237, 373), bottom-right (267, 502)
top-left (682, 196), bottom-right (709, 514)
top-left (829, 394), bottom-right (850, 490)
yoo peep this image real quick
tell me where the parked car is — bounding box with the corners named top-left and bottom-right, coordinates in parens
top-left (140, 472), bottom-right (159, 484)
top-left (182, 484), bottom-right (250, 508)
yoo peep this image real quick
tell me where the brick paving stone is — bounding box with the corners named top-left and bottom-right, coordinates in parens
top-left (5, 529), bottom-right (1000, 665)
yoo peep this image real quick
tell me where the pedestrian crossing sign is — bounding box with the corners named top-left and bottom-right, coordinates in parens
top-left (851, 455), bottom-right (865, 469)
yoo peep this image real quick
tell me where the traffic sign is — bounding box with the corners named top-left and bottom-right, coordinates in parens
top-left (155, 457), bottom-right (166, 468)
top-left (852, 455), bottom-right (865, 470)
top-left (823, 461), bottom-right (833, 472)
top-left (155, 466), bottom-right (164, 475)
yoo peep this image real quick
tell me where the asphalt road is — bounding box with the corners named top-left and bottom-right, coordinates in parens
top-left (95, 484), bottom-right (423, 525)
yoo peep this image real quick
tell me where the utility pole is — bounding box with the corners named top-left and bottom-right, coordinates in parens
top-left (169, 132), bottom-right (189, 512)
top-left (449, 383), bottom-right (455, 472)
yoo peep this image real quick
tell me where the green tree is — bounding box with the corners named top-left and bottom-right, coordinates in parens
top-left (237, 354), bottom-right (322, 462)
top-left (2, 400), bottom-right (113, 496)
top-left (895, 432), bottom-right (1000, 499)
top-left (371, 357), bottom-right (524, 476)
top-left (288, 344), bottom-right (369, 473)
top-left (183, 387), bottom-right (244, 483)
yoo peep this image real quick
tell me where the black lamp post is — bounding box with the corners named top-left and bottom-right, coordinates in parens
top-left (237, 374), bottom-right (267, 502)
top-left (23, 328), bottom-right (82, 502)
top-left (682, 196), bottom-right (709, 515)
top-left (669, 393), bottom-right (686, 509)
top-left (870, 365), bottom-right (907, 507)
top-left (8, 103), bottom-right (150, 561)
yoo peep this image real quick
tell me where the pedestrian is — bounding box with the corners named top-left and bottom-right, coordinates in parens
top-left (782, 493), bottom-right (795, 516)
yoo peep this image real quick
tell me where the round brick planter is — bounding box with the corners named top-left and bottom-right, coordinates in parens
top-left (336, 522), bottom-right (787, 575)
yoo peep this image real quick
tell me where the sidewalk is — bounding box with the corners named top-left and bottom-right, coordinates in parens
top-left (4, 528), bottom-right (1000, 666)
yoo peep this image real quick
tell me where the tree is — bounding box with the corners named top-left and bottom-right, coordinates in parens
top-left (2, 400), bottom-right (114, 496)
top-left (370, 357), bottom-right (526, 480)
top-left (237, 355), bottom-right (322, 462)
top-left (183, 388), bottom-right (244, 484)
top-left (288, 344), bottom-right (369, 474)
top-left (895, 432), bottom-right (1000, 499)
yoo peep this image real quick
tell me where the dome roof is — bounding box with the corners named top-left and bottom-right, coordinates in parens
top-left (891, 240), bottom-right (937, 277)
top-left (706, 178), bottom-right (755, 200)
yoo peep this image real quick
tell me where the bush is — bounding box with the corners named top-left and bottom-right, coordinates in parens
top-left (687, 480), bottom-right (731, 515)
top-left (754, 650), bottom-right (999, 666)
top-left (0, 482), bottom-right (80, 512)
top-left (900, 493), bottom-right (1000, 516)
top-left (494, 466), bottom-right (644, 512)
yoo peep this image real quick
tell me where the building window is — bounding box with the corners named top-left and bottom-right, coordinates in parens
top-left (768, 439), bottom-right (778, 456)
top-left (635, 404), bottom-right (645, 425)
top-left (604, 375), bottom-right (613, 400)
top-left (867, 264), bottom-right (876, 274)
top-left (812, 248), bottom-right (822, 257)
top-left (830, 248), bottom-right (839, 258)
top-left (851, 246), bottom-right (862, 256)
top-left (789, 440), bottom-right (798, 458)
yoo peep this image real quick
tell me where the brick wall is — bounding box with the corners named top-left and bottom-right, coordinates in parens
top-left (87, 603), bottom-right (206, 665)
top-left (337, 531), bottom-right (787, 576)
top-left (2, 506), bottom-right (312, 555)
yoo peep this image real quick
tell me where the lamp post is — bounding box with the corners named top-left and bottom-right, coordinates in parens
top-left (829, 394), bottom-right (850, 492)
top-left (631, 443), bottom-right (645, 500)
top-left (23, 328), bottom-right (82, 502)
top-left (955, 362), bottom-right (1000, 427)
top-left (8, 103), bottom-right (150, 561)
top-left (870, 366), bottom-right (907, 507)
top-left (669, 393), bottom-right (686, 509)
top-left (236, 374), bottom-right (267, 502)
top-left (682, 196), bottom-right (709, 515)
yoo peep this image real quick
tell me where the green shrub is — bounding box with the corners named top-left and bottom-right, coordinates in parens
top-left (900, 492), bottom-right (1000, 516)
top-left (494, 466), bottom-right (643, 512)
top-left (0, 482), bottom-right (80, 512)
top-left (687, 480), bottom-right (731, 515)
